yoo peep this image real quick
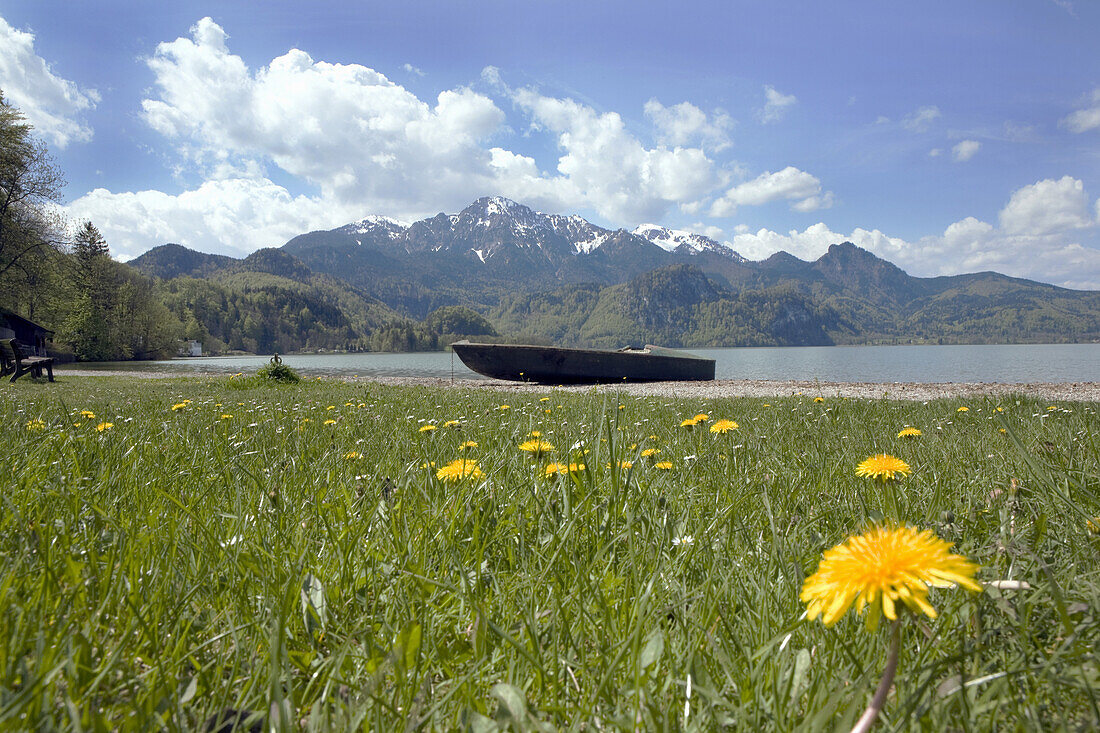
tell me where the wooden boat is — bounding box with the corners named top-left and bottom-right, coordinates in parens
top-left (450, 341), bottom-right (715, 384)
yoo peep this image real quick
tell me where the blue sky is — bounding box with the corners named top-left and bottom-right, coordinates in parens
top-left (2, 0), bottom-right (1099, 287)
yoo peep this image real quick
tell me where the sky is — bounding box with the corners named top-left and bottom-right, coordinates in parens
top-left (1, 0), bottom-right (1099, 288)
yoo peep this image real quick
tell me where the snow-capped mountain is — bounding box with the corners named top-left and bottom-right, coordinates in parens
top-left (632, 224), bottom-right (745, 261)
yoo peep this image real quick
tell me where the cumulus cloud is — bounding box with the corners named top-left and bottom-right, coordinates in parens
top-left (998, 176), bottom-right (1094, 236)
top-left (902, 105), bottom-right (941, 132)
top-left (64, 174), bottom-right (363, 261)
top-left (710, 167), bottom-right (833, 216)
top-left (758, 85), bottom-right (796, 124)
top-left (643, 99), bottom-right (732, 151)
top-left (402, 63), bottom-right (425, 77)
top-left (717, 177), bottom-right (1100, 289)
top-left (58, 17), bottom-right (740, 248)
top-left (951, 139), bottom-right (980, 162)
top-left (0, 15), bottom-right (98, 147)
top-left (1061, 87), bottom-right (1100, 133)
top-left (512, 87), bottom-right (717, 222)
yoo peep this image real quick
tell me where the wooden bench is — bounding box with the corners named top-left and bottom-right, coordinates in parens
top-left (0, 339), bottom-right (54, 383)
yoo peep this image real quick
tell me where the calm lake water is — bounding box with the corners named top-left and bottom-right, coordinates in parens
top-left (60, 343), bottom-right (1100, 383)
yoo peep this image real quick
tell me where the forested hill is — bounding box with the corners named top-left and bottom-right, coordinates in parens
top-left (127, 201), bottom-right (1100, 349)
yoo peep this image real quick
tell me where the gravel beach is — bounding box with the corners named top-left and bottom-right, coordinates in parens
top-left (54, 369), bottom-right (1100, 401)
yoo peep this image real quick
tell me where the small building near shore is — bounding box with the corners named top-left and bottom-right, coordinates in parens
top-left (177, 339), bottom-right (202, 357)
top-left (0, 308), bottom-right (53, 356)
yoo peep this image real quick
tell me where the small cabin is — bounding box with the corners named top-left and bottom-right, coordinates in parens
top-left (0, 308), bottom-right (53, 357)
top-left (177, 340), bottom-right (202, 357)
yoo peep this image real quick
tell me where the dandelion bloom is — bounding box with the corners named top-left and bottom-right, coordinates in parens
top-left (79, 410), bottom-right (96, 419)
top-left (344, 451), bottom-right (362, 460)
top-left (814, 397), bottom-right (825, 403)
top-left (220, 414), bottom-right (233, 421)
top-left (897, 427), bottom-right (922, 438)
top-left (544, 462), bottom-right (585, 476)
top-left (956, 406), bottom-right (969, 413)
top-left (528, 430), bottom-right (542, 438)
top-left (171, 403), bottom-right (188, 412)
top-left (324, 419), bottom-right (337, 426)
top-left (680, 417), bottom-right (700, 428)
top-left (436, 458), bottom-right (484, 483)
top-left (1086, 517), bottom-right (1100, 535)
top-left (25, 418), bottom-right (46, 431)
top-left (856, 454), bottom-right (911, 481)
top-left (640, 447), bottom-right (661, 458)
top-left (654, 461), bottom-right (674, 470)
top-left (442, 420), bottom-right (460, 428)
top-left (498, 404), bottom-right (510, 411)
top-left (518, 438), bottom-right (554, 455)
top-left (710, 419), bottom-right (739, 434)
top-left (801, 524), bottom-right (981, 629)
top-left (693, 414), bottom-right (710, 423)
top-left (419, 424), bottom-right (437, 433)
top-left (459, 440), bottom-right (478, 450)
top-left (96, 422), bottom-right (114, 432)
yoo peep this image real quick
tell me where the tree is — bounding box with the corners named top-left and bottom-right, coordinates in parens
top-left (0, 91), bottom-right (66, 287)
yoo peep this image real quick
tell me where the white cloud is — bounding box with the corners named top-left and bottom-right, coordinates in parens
top-left (1061, 87), bottom-right (1100, 133)
top-left (758, 85), bottom-right (796, 124)
top-left (902, 105), bottom-right (941, 132)
top-left (402, 63), bottom-right (425, 77)
top-left (998, 176), bottom-right (1093, 236)
top-left (710, 167), bottom-right (833, 216)
top-left (512, 87), bottom-right (717, 222)
top-left (717, 178), bottom-right (1100, 289)
top-left (0, 15), bottom-right (98, 147)
top-left (929, 148), bottom-right (943, 157)
top-left (643, 99), bottom-right (732, 151)
top-left (64, 174), bottom-right (362, 262)
top-left (140, 17), bottom-right (511, 218)
top-left (951, 139), bottom-right (981, 162)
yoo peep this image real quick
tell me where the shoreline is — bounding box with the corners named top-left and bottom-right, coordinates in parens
top-left (51, 369), bottom-right (1100, 401)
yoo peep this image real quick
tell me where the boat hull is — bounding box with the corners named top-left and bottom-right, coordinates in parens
top-left (450, 341), bottom-right (715, 384)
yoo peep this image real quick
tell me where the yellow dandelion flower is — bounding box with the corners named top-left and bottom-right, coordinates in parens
top-left (79, 410), bottom-right (96, 419)
top-left (897, 427), bottom-right (922, 438)
top-left (419, 424), bottom-right (437, 433)
top-left (324, 419), bottom-right (337, 425)
top-left (693, 413), bottom-right (710, 422)
top-left (518, 438), bottom-right (554, 455)
top-left (680, 417), bottom-right (700, 427)
top-left (528, 430), bottom-right (542, 438)
top-left (763, 403), bottom-right (771, 407)
top-left (956, 406), bottom-right (969, 412)
top-left (220, 414), bottom-right (233, 420)
top-left (95, 422), bottom-right (114, 432)
top-left (544, 462), bottom-right (583, 476)
top-left (1086, 517), bottom-right (1100, 535)
top-left (994, 407), bottom-right (1004, 413)
top-left (539, 397), bottom-right (550, 402)
top-left (436, 458), bottom-right (484, 483)
top-left (654, 461), bottom-right (674, 470)
top-left (442, 420), bottom-right (460, 428)
top-left (856, 454), bottom-right (911, 481)
top-left (801, 524), bottom-right (982, 629)
top-left (25, 418), bottom-right (46, 431)
top-left (344, 451), bottom-right (362, 460)
top-left (459, 440), bottom-right (479, 450)
top-left (710, 419), bottom-right (739, 434)
top-left (171, 402), bottom-right (188, 411)
top-left (814, 397), bottom-right (825, 403)
top-left (498, 404), bottom-right (510, 411)
top-left (641, 447), bottom-right (661, 458)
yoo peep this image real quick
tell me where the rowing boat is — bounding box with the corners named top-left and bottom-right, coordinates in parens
top-left (450, 341), bottom-right (715, 384)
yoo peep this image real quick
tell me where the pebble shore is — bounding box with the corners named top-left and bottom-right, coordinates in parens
top-left (55, 369), bottom-right (1100, 401)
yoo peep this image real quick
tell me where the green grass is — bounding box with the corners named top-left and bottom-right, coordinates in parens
top-left (2, 376), bottom-right (1098, 730)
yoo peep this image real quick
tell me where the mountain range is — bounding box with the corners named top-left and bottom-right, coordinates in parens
top-left (128, 196), bottom-right (1100, 351)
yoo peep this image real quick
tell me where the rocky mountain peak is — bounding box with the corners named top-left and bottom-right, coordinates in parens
top-left (632, 224), bottom-right (746, 261)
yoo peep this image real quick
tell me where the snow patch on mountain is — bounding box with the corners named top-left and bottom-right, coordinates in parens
top-left (632, 224), bottom-right (745, 260)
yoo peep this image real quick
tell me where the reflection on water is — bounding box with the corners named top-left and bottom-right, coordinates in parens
top-left (59, 343), bottom-right (1100, 384)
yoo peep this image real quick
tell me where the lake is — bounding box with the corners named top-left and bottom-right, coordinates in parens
top-left (59, 343), bottom-right (1100, 383)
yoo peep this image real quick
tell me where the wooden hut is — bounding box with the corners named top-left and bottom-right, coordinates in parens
top-left (0, 308), bottom-right (54, 357)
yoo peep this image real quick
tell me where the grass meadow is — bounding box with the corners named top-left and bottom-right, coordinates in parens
top-left (2, 375), bottom-right (1098, 731)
